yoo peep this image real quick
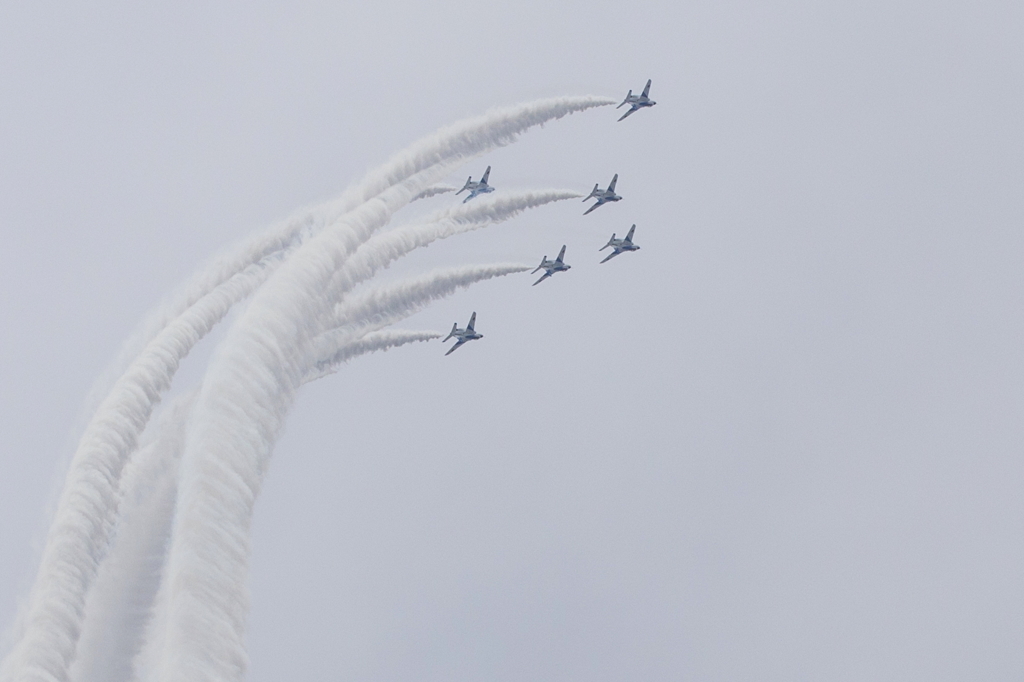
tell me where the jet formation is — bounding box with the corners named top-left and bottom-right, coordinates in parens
top-left (443, 80), bottom-right (654, 355)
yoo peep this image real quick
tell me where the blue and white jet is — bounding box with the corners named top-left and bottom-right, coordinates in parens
top-left (442, 312), bottom-right (483, 355)
top-left (455, 166), bottom-right (494, 203)
top-left (599, 224), bottom-right (640, 263)
top-left (583, 173), bottom-right (621, 215)
top-left (531, 245), bottom-right (571, 286)
top-left (617, 79), bottom-right (657, 121)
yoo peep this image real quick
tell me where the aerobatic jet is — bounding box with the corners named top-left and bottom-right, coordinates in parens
top-left (617, 79), bottom-right (657, 121)
top-left (531, 245), bottom-right (571, 286)
top-left (599, 224), bottom-right (640, 263)
top-left (583, 174), bottom-right (621, 215)
top-left (442, 312), bottom-right (483, 355)
top-left (455, 166), bottom-right (495, 203)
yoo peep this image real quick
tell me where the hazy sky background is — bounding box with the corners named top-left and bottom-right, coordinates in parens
top-left (2, 1), bottom-right (1023, 680)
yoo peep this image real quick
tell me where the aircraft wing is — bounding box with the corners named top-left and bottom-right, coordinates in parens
top-left (641, 79), bottom-right (652, 98)
top-left (583, 201), bottom-right (602, 216)
top-left (608, 174), bottom-right (618, 192)
top-left (480, 166), bottom-right (490, 184)
top-left (467, 312), bottom-right (476, 332)
top-left (532, 271), bottom-right (552, 286)
top-left (445, 338), bottom-right (467, 356)
top-left (600, 250), bottom-right (621, 264)
top-left (625, 224), bottom-right (636, 242)
top-left (617, 107), bottom-right (637, 122)
top-left (556, 245), bottom-right (566, 262)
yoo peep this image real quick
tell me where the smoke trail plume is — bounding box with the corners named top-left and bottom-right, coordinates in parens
top-left (0, 94), bottom-right (612, 682)
top-left (69, 393), bottom-right (197, 682)
top-left (0, 255), bottom-right (293, 682)
top-left (411, 185), bottom-right (457, 201)
top-left (311, 263), bottom-right (532, 372)
top-left (2, 94), bottom-right (613, 682)
top-left (321, 189), bottom-right (580, 318)
top-left (304, 330), bottom-right (441, 383)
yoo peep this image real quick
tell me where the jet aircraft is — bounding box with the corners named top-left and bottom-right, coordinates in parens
top-left (583, 174), bottom-right (621, 215)
top-left (531, 245), bottom-right (571, 285)
top-left (617, 79), bottom-right (657, 121)
top-left (455, 166), bottom-right (495, 203)
top-left (442, 312), bottom-right (483, 355)
top-left (599, 224), bottom-right (640, 263)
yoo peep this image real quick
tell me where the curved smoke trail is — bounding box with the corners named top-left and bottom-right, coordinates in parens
top-left (0, 255), bottom-right (287, 682)
top-left (156, 98), bottom-right (613, 682)
top-left (319, 189), bottom-right (580, 325)
top-left (0, 95), bottom-right (610, 682)
top-left (309, 263), bottom-right (533, 378)
top-left (411, 185), bottom-right (457, 201)
top-left (69, 393), bottom-right (197, 682)
top-left (322, 264), bottom-right (531, 350)
top-left (303, 329), bottom-right (442, 383)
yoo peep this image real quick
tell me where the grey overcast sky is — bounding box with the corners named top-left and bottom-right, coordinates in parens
top-left (2, 1), bottom-right (1024, 680)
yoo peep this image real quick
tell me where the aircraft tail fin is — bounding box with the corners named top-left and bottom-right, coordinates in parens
top-left (600, 234), bottom-right (615, 251)
top-left (531, 257), bottom-right (546, 274)
top-left (583, 183), bottom-right (599, 201)
top-left (442, 322), bottom-right (457, 342)
top-left (617, 90), bottom-right (631, 108)
top-left (455, 176), bottom-right (472, 194)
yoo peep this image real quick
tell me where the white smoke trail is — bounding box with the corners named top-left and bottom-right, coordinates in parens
top-left (322, 264), bottom-right (529, 349)
top-left (0, 255), bottom-right (283, 682)
top-left (69, 393), bottom-right (197, 682)
top-left (320, 189), bottom-right (580, 320)
top-left (411, 185), bottom-right (457, 201)
top-left (335, 95), bottom-right (614, 209)
top-left (310, 263), bottom-right (532, 375)
top-left (0, 95), bottom-right (612, 682)
top-left (41, 95), bottom-right (614, 682)
top-left (302, 330), bottom-right (441, 383)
